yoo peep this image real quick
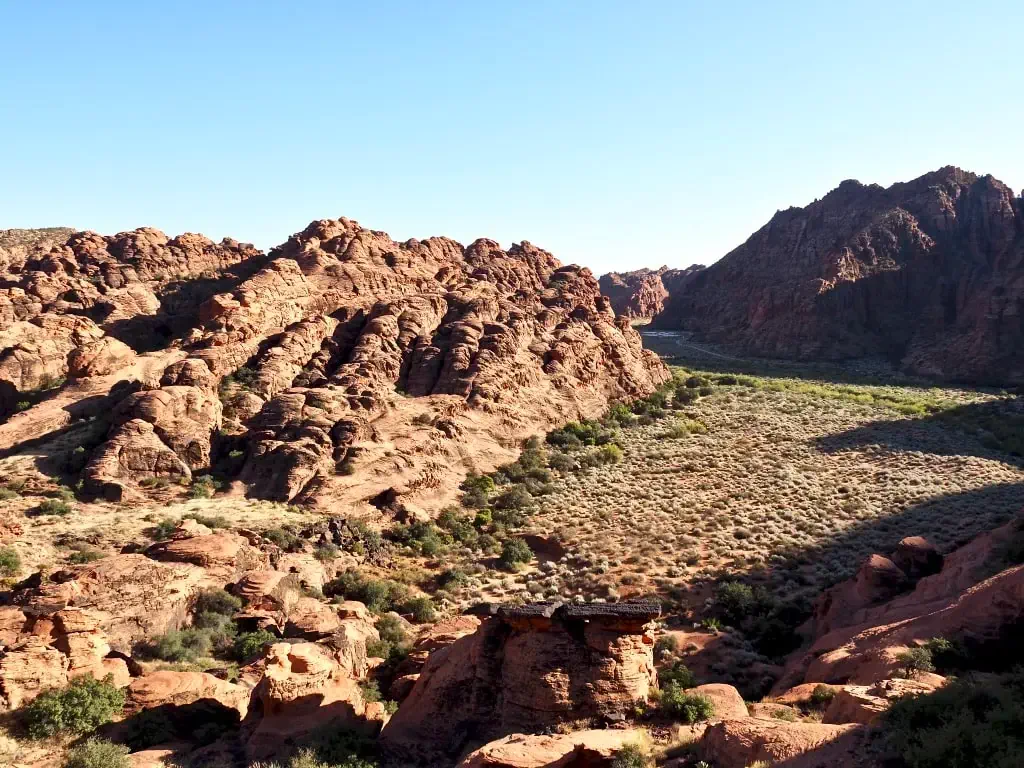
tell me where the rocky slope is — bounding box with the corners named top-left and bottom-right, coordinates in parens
top-left (598, 265), bottom-right (704, 320)
top-left (0, 227), bottom-right (75, 274)
top-left (0, 218), bottom-right (667, 513)
top-left (651, 167), bottom-right (1024, 384)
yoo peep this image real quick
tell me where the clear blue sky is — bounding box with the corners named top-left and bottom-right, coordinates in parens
top-left (2, 1), bottom-right (1021, 275)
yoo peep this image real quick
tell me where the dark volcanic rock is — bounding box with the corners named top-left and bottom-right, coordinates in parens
top-left (652, 167), bottom-right (1024, 384)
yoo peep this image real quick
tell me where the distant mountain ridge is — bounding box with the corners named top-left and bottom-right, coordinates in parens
top-left (598, 265), bottom-right (704, 320)
top-left (607, 167), bottom-right (1023, 384)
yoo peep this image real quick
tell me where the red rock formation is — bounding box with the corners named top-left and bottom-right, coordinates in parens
top-left (654, 167), bottom-right (1024, 383)
top-left (698, 718), bottom-right (864, 768)
top-left (456, 730), bottom-right (645, 768)
top-left (598, 265), bottom-right (703, 320)
top-left (380, 602), bottom-right (659, 760)
top-left (777, 518), bottom-right (1024, 690)
top-left (1, 219), bottom-right (667, 509)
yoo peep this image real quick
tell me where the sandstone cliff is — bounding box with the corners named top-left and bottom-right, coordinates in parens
top-left (652, 167), bottom-right (1024, 384)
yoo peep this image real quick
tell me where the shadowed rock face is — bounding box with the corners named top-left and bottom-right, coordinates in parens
top-left (380, 601), bottom-right (659, 761)
top-left (598, 265), bottom-right (704, 320)
top-left (651, 167), bottom-right (1024, 384)
top-left (0, 218), bottom-right (668, 509)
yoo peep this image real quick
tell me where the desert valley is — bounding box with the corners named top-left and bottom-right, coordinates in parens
top-left (0, 167), bottom-right (1022, 768)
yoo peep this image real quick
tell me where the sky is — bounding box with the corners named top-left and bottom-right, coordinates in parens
top-left (2, 2), bottom-right (1022, 276)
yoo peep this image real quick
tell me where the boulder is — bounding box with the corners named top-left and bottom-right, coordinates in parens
top-left (16, 554), bottom-right (205, 650)
top-left (687, 683), bottom-right (748, 721)
top-left (125, 670), bottom-right (250, 719)
top-left (145, 531), bottom-right (269, 580)
top-left (699, 718), bottom-right (863, 768)
top-left (823, 677), bottom-right (942, 725)
top-left (457, 730), bottom-right (646, 768)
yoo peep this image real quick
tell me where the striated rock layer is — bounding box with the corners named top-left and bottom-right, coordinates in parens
top-left (651, 167), bottom-right (1024, 384)
top-left (0, 218), bottom-right (668, 510)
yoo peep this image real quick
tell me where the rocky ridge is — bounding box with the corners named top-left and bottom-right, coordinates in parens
top-left (0, 218), bottom-right (667, 513)
top-left (651, 167), bottom-right (1024, 383)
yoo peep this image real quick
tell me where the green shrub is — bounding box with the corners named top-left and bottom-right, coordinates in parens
top-left (63, 738), bottom-right (131, 768)
top-left (658, 660), bottom-right (696, 689)
top-left (0, 487), bottom-right (20, 501)
top-left (191, 513), bottom-right (230, 529)
top-left (654, 634), bottom-right (679, 658)
top-left (460, 473), bottom-right (495, 508)
top-left (660, 683), bottom-right (714, 723)
top-left (882, 671), bottom-right (1024, 768)
top-left (21, 675), bottom-right (125, 739)
top-left (771, 707), bottom-right (798, 721)
top-left (897, 647), bottom-right (935, 677)
top-left (194, 588), bottom-right (242, 617)
top-left (189, 474), bottom-right (222, 499)
top-left (438, 568), bottom-right (470, 590)
top-left (547, 419), bottom-right (616, 448)
top-left (324, 571), bottom-right (409, 613)
top-left (923, 636), bottom-right (970, 672)
top-left (150, 517), bottom-right (179, 540)
top-left (263, 526), bottom-right (302, 552)
top-left (548, 451), bottom-right (577, 472)
top-left (234, 629), bottom-right (276, 661)
top-left (68, 547), bottom-right (106, 564)
top-left (494, 485), bottom-right (533, 511)
top-left (315, 543), bottom-right (340, 562)
top-left (135, 628), bottom-right (212, 663)
top-left (0, 546), bottom-right (21, 576)
top-left (391, 521), bottom-right (448, 556)
top-left (499, 538), bottom-right (533, 571)
top-left (401, 596), bottom-right (436, 623)
top-left (713, 581), bottom-right (755, 625)
top-left (375, 614), bottom-right (409, 647)
top-left (610, 743), bottom-right (652, 768)
top-left (35, 498), bottom-right (72, 516)
top-left (698, 385), bottom-right (714, 397)
top-left (809, 684), bottom-right (836, 709)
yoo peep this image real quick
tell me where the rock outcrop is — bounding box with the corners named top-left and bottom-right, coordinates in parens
top-left (380, 601), bottom-right (659, 761)
top-left (598, 266), bottom-right (703, 320)
top-left (456, 730), bottom-right (645, 768)
top-left (777, 518), bottom-right (1024, 690)
top-left (1, 219), bottom-right (668, 511)
top-left (652, 167), bottom-right (1024, 383)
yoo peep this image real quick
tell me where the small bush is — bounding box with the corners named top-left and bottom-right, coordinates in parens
top-left (0, 546), bottom-right (21, 577)
top-left (21, 675), bottom-right (125, 739)
top-left (897, 647), bottom-right (935, 677)
top-left (35, 498), bottom-right (72, 516)
top-left (610, 743), bottom-right (652, 768)
top-left (0, 487), bottom-right (20, 500)
top-left (135, 628), bottom-right (212, 663)
top-left (547, 451), bottom-right (577, 472)
top-left (63, 738), bottom-right (131, 768)
top-left (189, 474), bottom-right (222, 499)
top-left (263, 527), bottom-right (302, 552)
top-left (194, 588), bottom-right (242, 617)
top-left (375, 614), bottom-right (409, 647)
top-left (401, 596), bottom-right (436, 623)
top-left (713, 581), bottom-right (755, 625)
top-left (499, 538), bottom-right (533, 571)
top-left (660, 683), bottom-right (714, 723)
top-left (68, 547), bottom-right (106, 564)
top-left (658, 660), bottom-right (696, 689)
top-left (150, 517), bottom-right (179, 541)
top-left (809, 684), bottom-right (836, 709)
top-left (234, 629), bottom-right (276, 661)
top-left (654, 634), bottom-right (679, 658)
